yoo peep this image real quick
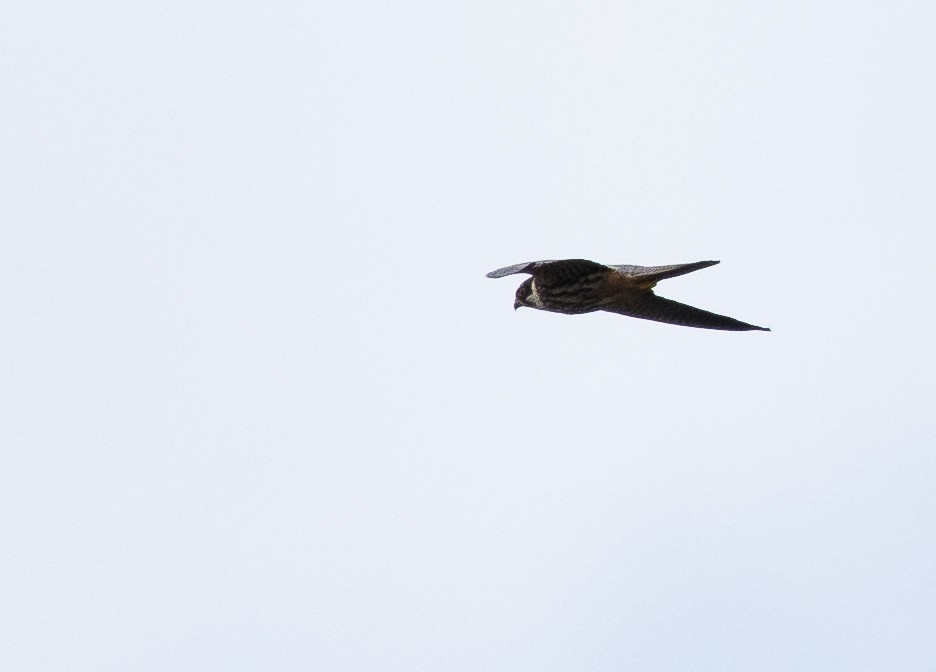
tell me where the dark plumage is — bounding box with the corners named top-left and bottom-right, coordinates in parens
top-left (486, 258), bottom-right (769, 331)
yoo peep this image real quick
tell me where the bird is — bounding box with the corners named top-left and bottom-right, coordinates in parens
top-left (486, 258), bottom-right (769, 331)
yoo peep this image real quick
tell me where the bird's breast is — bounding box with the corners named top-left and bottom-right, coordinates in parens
top-left (527, 280), bottom-right (545, 308)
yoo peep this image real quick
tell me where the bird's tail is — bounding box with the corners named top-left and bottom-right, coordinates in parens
top-left (615, 260), bottom-right (719, 281)
top-left (610, 260), bottom-right (720, 286)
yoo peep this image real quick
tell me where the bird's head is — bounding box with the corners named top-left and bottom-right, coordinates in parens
top-left (514, 278), bottom-right (536, 310)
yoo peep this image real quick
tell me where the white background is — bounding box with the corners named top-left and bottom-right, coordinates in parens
top-left (2, 2), bottom-right (934, 670)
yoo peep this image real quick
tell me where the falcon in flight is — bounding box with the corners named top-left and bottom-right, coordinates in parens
top-left (486, 258), bottom-right (769, 331)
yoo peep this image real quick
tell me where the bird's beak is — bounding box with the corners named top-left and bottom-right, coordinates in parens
top-left (513, 299), bottom-right (521, 310)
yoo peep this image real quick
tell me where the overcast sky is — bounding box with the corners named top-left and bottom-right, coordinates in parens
top-left (2, 2), bottom-right (935, 670)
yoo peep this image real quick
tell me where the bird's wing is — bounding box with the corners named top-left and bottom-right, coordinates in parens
top-left (610, 260), bottom-right (720, 283)
top-left (603, 293), bottom-right (770, 331)
top-left (485, 259), bottom-right (609, 279)
top-left (485, 261), bottom-right (553, 278)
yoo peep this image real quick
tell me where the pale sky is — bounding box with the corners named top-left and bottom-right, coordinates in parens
top-left (2, 2), bottom-right (935, 670)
